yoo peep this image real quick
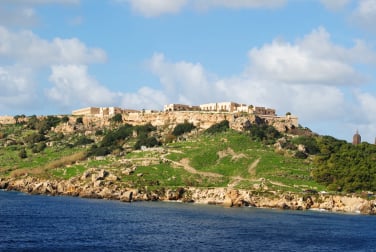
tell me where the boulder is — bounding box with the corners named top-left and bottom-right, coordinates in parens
top-left (91, 169), bottom-right (109, 182)
top-left (81, 170), bottom-right (91, 180)
top-left (106, 174), bottom-right (119, 181)
top-left (120, 191), bottom-right (133, 202)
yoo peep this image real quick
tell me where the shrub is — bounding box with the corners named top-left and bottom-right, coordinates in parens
top-left (61, 116), bottom-right (69, 123)
top-left (172, 121), bottom-right (195, 136)
top-left (205, 120), bottom-right (229, 134)
top-left (88, 145), bottom-right (111, 156)
top-left (19, 148), bottom-right (27, 159)
top-left (75, 136), bottom-right (94, 146)
top-left (101, 124), bottom-right (133, 147)
top-left (24, 132), bottom-right (46, 145)
top-left (292, 136), bottom-right (319, 155)
top-left (247, 124), bottom-right (282, 144)
top-left (95, 129), bottom-right (103, 136)
top-left (294, 151), bottom-right (308, 159)
top-left (110, 113), bottom-right (123, 124)
top-left (76, 117), bottom-right (83, 124)
top-left (134, 137), bottom-right (161, 150)
top-left (32, 142), bottom-right (47, 153)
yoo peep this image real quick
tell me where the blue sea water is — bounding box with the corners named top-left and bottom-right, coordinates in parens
top-left (0, 191), bottom-right (375, 252)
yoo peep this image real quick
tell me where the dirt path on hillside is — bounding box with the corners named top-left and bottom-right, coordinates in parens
top-left (179, 158), bottom-right (223, 178)
top-left (248, 158), bottom-right (260, 176)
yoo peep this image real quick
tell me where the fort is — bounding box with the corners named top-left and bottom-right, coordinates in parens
top-left (0, 102), bottom-right (298, 133)
top-left (64, 101), bottom-right (298, 134)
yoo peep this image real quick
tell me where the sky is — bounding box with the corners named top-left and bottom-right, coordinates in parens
top-left (1, 0), bottom-right (376, 143)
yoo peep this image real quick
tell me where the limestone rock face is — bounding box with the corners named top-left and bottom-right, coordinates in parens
top-left (120, 191), bottom-right (133, 202)
top-left (2, 174), bottom-right (376, 215)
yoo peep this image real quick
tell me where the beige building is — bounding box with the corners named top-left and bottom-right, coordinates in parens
top-left (200, 102), bottom-right (241, 112)
top-left (72, 107), bottom-right (100, 116)
top-left (72, 107), bottom-right (123, 117)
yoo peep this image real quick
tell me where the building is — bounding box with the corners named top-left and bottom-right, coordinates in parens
top-left (72, 107), bottom-right (123, 117)
top-left (72, 107), bottom-right (100, 116)
top-left (199, 102), bottom-right (241, 112)
top-left (164, 104), bottom-right (199, 112)
top-left (253, 107), bottom-right (276, 116)
top-left (352, 130), bottom-right (361, 145)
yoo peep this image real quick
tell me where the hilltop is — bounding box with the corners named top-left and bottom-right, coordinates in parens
top-left (0, 109), bottom-right (376, 214)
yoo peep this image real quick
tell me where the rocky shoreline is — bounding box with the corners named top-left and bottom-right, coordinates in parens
top-left (1, 173), bottom-right (376, 215)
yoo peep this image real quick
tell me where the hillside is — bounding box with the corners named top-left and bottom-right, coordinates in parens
top-left (1, 114), bottom-right (376, 214)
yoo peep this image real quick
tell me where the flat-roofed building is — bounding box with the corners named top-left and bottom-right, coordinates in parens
top-left (72, 107), bottom-right (100, 116)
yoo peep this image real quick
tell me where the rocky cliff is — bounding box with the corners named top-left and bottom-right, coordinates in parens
top-left (2, 174), bottom-right (375, 215)
top-left (52, 111), bottom-right (298, 134)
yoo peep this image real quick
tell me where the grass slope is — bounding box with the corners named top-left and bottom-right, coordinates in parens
top-left (0, 124), bottom-right (324, 192)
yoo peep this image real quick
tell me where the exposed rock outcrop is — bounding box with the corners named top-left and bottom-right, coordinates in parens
top-left (1, 176), bottom-right (376, 215)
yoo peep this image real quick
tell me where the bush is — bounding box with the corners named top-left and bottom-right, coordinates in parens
top-left (95, 130), bottom-right (103, 136)
top-left (134, 137), bottom-right (161, 150)
top-left (19, 148), bottom-right (27, 159)
top-left (61, 116), bottom-right (69, 123)
top-left (75, 136), bottom-right (94, 146)
top-left (101, 124), bottom-right (133, 147)
top-left (32, 142), bottom-right (47, 153)
top-left (292, 136), bottom-right (320, 155)
top-left (110, 113), bottom-right (123, 124)
top-left (247, 124), bottom-right (281, 144)
top-left (24, 132), bottom-right (46, 145)
top-left (76, 117), bottom-right (83, 124)
top-left (294, 151), bottom-right (308, 159)
top-left (205, 120), bottom-right (229, 134)
top-left (88, 145), bottom-right (111, 157)
top-left (172, 121), bottom-right (195, 136)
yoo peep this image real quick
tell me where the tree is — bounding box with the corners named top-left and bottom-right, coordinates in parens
top-left (110, 113), bottom-right (123, 124)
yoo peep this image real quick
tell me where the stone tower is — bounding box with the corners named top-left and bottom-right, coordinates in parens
top-left (352, 130), bottom-right (361, 145)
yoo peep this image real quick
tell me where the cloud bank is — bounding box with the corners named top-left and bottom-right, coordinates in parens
top-left (121, 0), bottom-right (286, 17)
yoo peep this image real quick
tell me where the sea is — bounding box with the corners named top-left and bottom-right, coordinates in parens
top-left (1, 190), bottom-right (375, 252)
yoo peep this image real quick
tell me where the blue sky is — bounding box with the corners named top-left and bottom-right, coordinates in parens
top-left (1, 0), bottom-right (376, 143)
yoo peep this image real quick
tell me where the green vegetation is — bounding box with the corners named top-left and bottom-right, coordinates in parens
top-left (205, 120), bottom-right (229, 134)
top-left (1, 114), bottom-right (375, 195)
top-left (172, 121), bottom-right (195, 136)
top-left (244, 123), bottom-right (282, 144)
top-left (313, 137), bottom-right (376, 192)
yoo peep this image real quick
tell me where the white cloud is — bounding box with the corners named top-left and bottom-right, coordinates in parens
top-left (0, 7), bottom-right (38, 27)
top-left (193, 0), bottom-right (286, 10)
top-left (0, 0), bottom-right (79, 27)
top-left (47, 65), bottom-right (121, 108)
top-left (148, 53), bottom-right (216, 104)
top-left (320, 0), bottom-right (351, 11)
top-left (354, 91), bottom-right (376, 123)
top-left (0, 25), bottom-right (109, 115)
top-left (120, 0), bottom-right (286, 17)
top-left (122, 0), bottom-right (188, 17)
top-left (247, 27), bottom-right (372, 86)
top-left (121, 87), bottom-right (168, 110)
top-left (0, 65), bottom-right (37, 111)
top-left (0, 26), bottom-right (106, 67)
top-left (352, 0), bottom-right (376, 31)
